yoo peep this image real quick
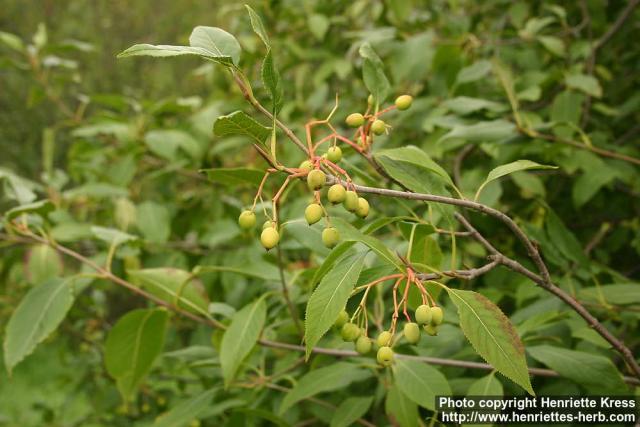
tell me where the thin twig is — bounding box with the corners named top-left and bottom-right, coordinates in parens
top-left (277, 245), bottom-right (304, 337)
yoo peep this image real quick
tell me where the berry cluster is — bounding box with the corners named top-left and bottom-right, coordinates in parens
top-left (236, 94), bottom-right (413, 251)
top-left (333, 265), bottom-right (444, 367)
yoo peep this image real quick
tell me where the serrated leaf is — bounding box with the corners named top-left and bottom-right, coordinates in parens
top-left (475, 160), bottom-right (557, 200)
top-left (330, 397), bottom-right (373, 427)
top-left (200, 167), bottom-right (265, 187)
top-left (245, 5), bottom-right (270, 47)
top-left (188, 26), bottom-right (241, 66)
top-left (262, 49), bottom-right (283, 112)
top-left (213, 111), bottom-right (271, 145)
top-left (445, 287), bottom-right (533, 394)
top-left (220, 298), bottom-right (267, 387)
top-left (128, 268), bottom-right (209, 316)
top-left (385, 385), bottom-right (418, 427)
top-left (527, 345), bottom-right (627, 393)
top-left (279, 362), bottom-right (371, 414)
top-left (393, 359), bottom-right (451, 410)
top-left (104, 308), bottom-right (168, 400)
top-left (153, 388), bottom-right (217, 427)
top-left (304, 252), bottom-right (367, 359)
top-left (3, 277), bottom-right (75, 374)
top-left (117, 44), bottom-right (224, 60)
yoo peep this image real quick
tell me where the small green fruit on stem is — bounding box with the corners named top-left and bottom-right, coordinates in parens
top-left (341, 322), bottom-right (361, 342)
top-left (346, 113), bottom-right (365, 128)
top-left (371, 119), bottom-right (386, 135)
top-left (355, 197), bottom-right (369, 218)
top-left (395, 94), bottom-right (413, 110)
top-left (403, 322), bottom-right (421, 344)
top-left (377, 346), bottom-right (394, 366)
top-left (430, 306), bottom-right (444, 325)
top-left (327, 146), bottom-right (342, 163)
top-left (238, 210), bottom-right (256, 229)
top-left (304, 203), bottom-right (323, 225)
top-left (263, 220), bottom-right (276, 230)
top-left (307, 169), bottom-right (326, 190)
top-left (376, 330), bottom-right (392, 347)
top-left (415, 304), bottom-right (432, 325)
top-left (328, 184), bottom-right (347, 204)
top-left (299, 160), bottom-right (313, 171)
top-left (355, 336), bottom-right (372, 354)
top-left (343, 190), bottom-right (359, 212)
top-left (260, 227), bottom-right (280, 250)
top-left (322, 226), bottom-right (340, 248)
top-left (334, 310), bottom-right (349, 328)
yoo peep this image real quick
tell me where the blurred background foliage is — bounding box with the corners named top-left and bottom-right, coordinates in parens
top-left (1, 0), bottom-right (639, 426)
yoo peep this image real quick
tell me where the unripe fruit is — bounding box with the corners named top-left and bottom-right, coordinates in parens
top-left (395, 94), bottom-right (413, 111)
top-left (415, 304), bottom-right (432, 326)
top-left (305, 203), bottom-right (323, 225)
top-left (327, 146), bottom-right (342, 163)
top-left (334, 309), bottom-right (349, 328)
top-left (430, 306), bottom-right (444, 326)
top-left (238, 210), bottom-right (256, 229)
top-left (346, 113), bottom-right (365, 128)
top-left (423, 324), bottom-right (438, 336)
top-left (322, 227), bottom-right (340, 248)
top-left (371, 119), bottom-right (386, 135)
top-left (355, 197), bottom-right (370, 218)
top-left (403, 322), bottom-right (421, 344)
top-left (328, 184), bottom-right (347, 204)
top-left (299, 160), bottom-right (313, 171)
top-left (343, 191), bottom-right (359, 212)
top-left (367, 94), bottom-right (374, 105)
top-left (263, 220), bottom-right (276, 230)
top-left (341, 322), bottom-right (361, 342)
top-left (377, 330), bottom-right (392, 347)
top-left (355, 336), bottom-right (372, 355)
top-left (377, 346), bottom-right (394, 366)
top-left (260, 227), bottom-right (280, 250)
top-left (307, 169), bottom-right (326, 191)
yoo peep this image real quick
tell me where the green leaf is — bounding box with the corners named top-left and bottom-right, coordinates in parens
top-left (200, 167), bottom-right (265, 187)
top-left (545, 208), bottom-right (589, 267)
top-left (136, 201), bottom-right (171, 244)
top-left (117, 44), bottom-right (223, 60)
top-left (213, 111), bottom-right (271, 145)
top-left (439, 120), bottom-right (517, 143)
top-left (3, 277), bottom-right (75, 374)
top-left (91, 226), bottom-right (138, 246)
top-left (442, 97), bottom-right (507, 115)
top-left (475, 160), bottom-right (557, 201)
top-left (538, 35), bottom-right (565, 56)
top-left (565, 73), bottom-right (602, 98)
top-left (385, 385), bottom-right (418, 427)
top-left (467, 372), bottom-right (503, 395)
top-left (445, 287), bottom-right (533, 395)
top-left (332, 217), bottom-right (402, 268)
top-left (304, 251), bottom-right (367, 358)
top-left (153, 388), bottom-right (217, 427)
top-left (144, 129), bottom-right (201, 161)
top-left (220, 298), bottom-right (267, 387)
top-left (308, 14), bottom-right (330, 41)
top-left (188, 26), bottom-right (241, 66)
top-left (578, 283), bottom-right (640, 306)
top-left (375, 146), bottom-right (455, 193)
top-left (456, 60), bottom-right (492, 84)
top-left (4, 199), bottom-right (54, 221)
top-left (128, 268), bottom-right (209, 316)
top-left (261, 49), bottom-right (283, 113)
top-left (393, 359), bottom-right (451, 410)
top-left (105, 308), bottom-right (169, 400)
top-left (330, 397), bottom-right (373, 427)
top-left (245, 5), bottom-right (270, 47)
top-left (279, 362), bottom-right (371, 414)
top-left (25, 244), bottom-right (63, 285)
top-left (527, 345), bottom-right (627, 393)
top-left (359, 42), bottom-right (390, 103)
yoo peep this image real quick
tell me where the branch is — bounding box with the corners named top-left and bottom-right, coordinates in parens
top-left (533, 132), bottom-right (640, 166)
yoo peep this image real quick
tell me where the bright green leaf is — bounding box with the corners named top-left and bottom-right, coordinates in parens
top-left (330, 397), bottom-right (373, 427)
top-left (200, 167), bottom-right (265, 187)
top-left (213, 111), bottom-right (271, 145)
top-left (393, 359), bottom-right (451, 410)
top-left (154, 388), bottom-right (217, 427)
top-left (475, 160), bottom-right (557, 201)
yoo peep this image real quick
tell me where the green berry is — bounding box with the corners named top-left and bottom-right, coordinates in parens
top-left (299, 160), bottom-right (313, 172)
top-left (395, 94), bottom-right (413, 111)
top-left (355, 197), bottom-right (370, 218)
top-left (367, 94), bottom-right (374, 105)
top-left (341, 322), bottom-right (361, 342)
top-left (346, 113), bottom-right (365, 128)
top-left (343, 190), bottom-right (359, 212)
top-left (355, 336), bottom-right (372, 355)
top-left (260, 226), bottom-right (280, 250)
top-left (430, 306), bottom-right (444, 326)
top-left (415, 304), bottom-right (432, 326)
top-left (322, 227), bottom-right (340, 248)
top-left (307, 169), bottom-right (326, 191)
top-left (262, 220), bottom-right (276, 230)
top-left (304, 203), bottom-right (323, 225)
top-left (376, 330), bottom-right (392, 347)
top-left (377, 346), bottom-right (394, 366)
top-left (403, 322), bottom-right (421, 344)
top-left (371, 119), bottom-right (386, 135)
top-left (327, 184), bottom-right (347, 204)
top-left (334, 310), bottom-right (349, 328)
top-left (327, 146), bottom-right (342, 163)
top-left (238, 210), bottom-right (256, 229)
top-left (423, 324), bottom-right (438, 336)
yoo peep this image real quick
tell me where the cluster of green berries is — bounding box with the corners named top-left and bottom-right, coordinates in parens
top-left (345, 94), bottom-right (413, 138)
top-left (334, 303), bottom-right (443, 367)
